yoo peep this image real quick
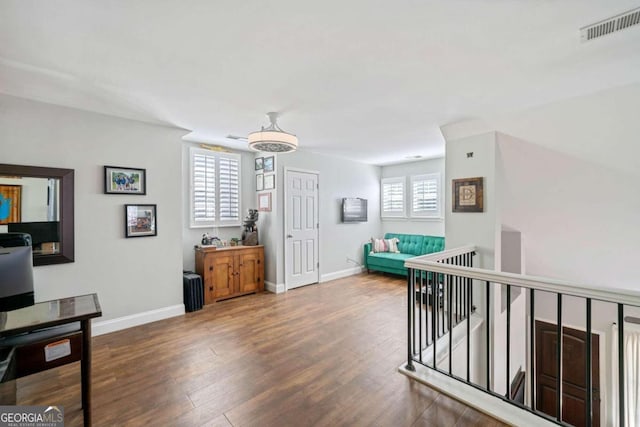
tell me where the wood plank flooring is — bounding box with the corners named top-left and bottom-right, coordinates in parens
top-left (17, 273), bottom-right (508, 426)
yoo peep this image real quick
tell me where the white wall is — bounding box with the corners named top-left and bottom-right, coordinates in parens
top-left (0, 94), bottom-right (186, 323)
top-left (253, 154), bottom-right (279, 288)
top-left (181, 143), bottom-right (256, 272)
top-left (444, 131), bottom-right (509, 394)
top-left (497, 131), bottom-right (640, 291)
top-left (490, 90), bottom-right (640, 423)
top-left (445, 83), bottom-right (640, 291)
top-left (258, 150), bottom-right (382, 287)
top-left (442, 84), bottom-right (640, 425)
top-left (499, 228), bottom-right (526, 397)
top-left (445, 132), bottom-right (500, 271)
top-left (380, 157), bottom-right (445, 236)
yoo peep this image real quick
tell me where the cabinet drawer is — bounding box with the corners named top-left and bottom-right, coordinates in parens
top-left (15, 331), bottom-right (82, 378)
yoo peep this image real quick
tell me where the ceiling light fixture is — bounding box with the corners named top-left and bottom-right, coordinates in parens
top-left (248, 112), bottom-right (298, 153)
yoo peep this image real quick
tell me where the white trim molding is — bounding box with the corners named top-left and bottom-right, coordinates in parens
top-left (399, 363), bottom-right (557, 427)
top-left (320, 266), bottom-right (364, 283)
top-left (265, 281), bottom-right (286, 294)
top-left (92, 304), bottom-right (185, 336)
top-left (406, 247), bottom-right (640, 306)
top-left (283, 166), bottom-right (321, 175)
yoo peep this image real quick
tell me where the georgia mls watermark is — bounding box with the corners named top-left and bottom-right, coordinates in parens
top-left (0, 406), bottom-right (64, 427)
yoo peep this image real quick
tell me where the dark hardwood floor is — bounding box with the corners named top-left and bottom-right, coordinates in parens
top-left (18, 273), bottom-right (507, 426)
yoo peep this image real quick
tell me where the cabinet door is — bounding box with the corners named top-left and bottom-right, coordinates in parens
top-left (237, 250), bottom-right (262, 293)
top-left (211, 254), bottom-right (235, 300)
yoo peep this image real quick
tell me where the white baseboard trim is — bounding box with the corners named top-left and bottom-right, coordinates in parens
top-left (266, 267), bottom-right (363, 293)
top-left (92, 304), bottom-right (185, 337)
top-left (398, 364), bottom-right (556, 427)
top-left (320, 266), bottom-right (365, 283)
top-left (265, 281), bottom-right (286, 294)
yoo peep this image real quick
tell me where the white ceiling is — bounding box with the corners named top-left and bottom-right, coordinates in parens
top-left (1, 1), bottom-right (639, 165)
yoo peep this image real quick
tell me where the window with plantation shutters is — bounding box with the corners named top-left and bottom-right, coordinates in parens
top-left (191, 150), bottom-right (216, 225)
top-left (381, 177), bottom-right (405, 218)
top-left (218, 156), bottom-right (240, 223)
top-left (411, 173), bottom-right (441, 218)
top-left (190, 147), bottom-right (241, 227)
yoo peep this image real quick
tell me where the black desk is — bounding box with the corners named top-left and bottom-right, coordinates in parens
top-left (0, 294), bottom-right (102, 426)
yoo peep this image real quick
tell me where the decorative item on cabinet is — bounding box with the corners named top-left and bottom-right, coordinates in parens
top-left (201, 233), bottom-right (222, 247)
top-left (241, 209), bottom-right (259, 246)
top-left (194, 245), bottom-right (264, 304)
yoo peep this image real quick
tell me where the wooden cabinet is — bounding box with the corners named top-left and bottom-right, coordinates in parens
top-left (195, 245), bottom-right (264, 304)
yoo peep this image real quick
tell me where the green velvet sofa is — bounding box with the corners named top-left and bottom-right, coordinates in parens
top-left (364, 233), bottom-right (445, 276)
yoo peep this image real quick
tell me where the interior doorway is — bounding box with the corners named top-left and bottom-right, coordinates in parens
top-left (284, 169), bottom-right (319, 289)
top-left (535, 320), bottom-right (600, 426)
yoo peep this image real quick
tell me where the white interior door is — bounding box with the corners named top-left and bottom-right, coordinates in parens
top-left (285, 170), bottom-right (319, 289)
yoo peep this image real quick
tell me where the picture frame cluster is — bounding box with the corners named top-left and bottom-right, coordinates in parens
top-left (255, 156), bottom-right (275, 192)
top-left (104, 165), bottom-right (157, 238)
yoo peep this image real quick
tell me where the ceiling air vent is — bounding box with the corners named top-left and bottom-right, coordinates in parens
top-left (581, 7), bottom-right (640, 42)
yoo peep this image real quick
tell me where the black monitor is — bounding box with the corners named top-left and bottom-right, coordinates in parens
top-left (0, 233), bottom-right (35, 312)
top-left (8, 221), bottom-right (59, 247)
top-left (0, 233), bottom-right (31, 248)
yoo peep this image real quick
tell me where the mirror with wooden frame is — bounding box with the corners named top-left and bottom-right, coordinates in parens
top-left (0, 164), bottom-right (74, 266)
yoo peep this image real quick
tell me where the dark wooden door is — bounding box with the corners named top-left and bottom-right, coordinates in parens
top-left (535, 320), bottom-right (600, 426)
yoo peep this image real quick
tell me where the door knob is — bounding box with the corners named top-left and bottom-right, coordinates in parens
top-left (287, 235), bottom-right (293, 238)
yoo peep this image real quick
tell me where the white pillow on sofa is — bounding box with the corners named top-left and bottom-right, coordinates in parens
top-left (370, 237), bottom-right (400, 254)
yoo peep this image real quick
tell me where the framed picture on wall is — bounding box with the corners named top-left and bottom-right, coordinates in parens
top-left (105, 166), bottom-right (146, 195)
top-left (125, 204), bottom-right (157, 237)
top-left (256, 174), bottom-right (264, 191)
top-left (255, 157), bottom-right (264, 171)
top-left (452, 177), bottom-right (483, 212)
top-left (264, 174), bottom-right (275, 190)
top-left (258, 192), bottom-right (271, 212)
top-left (263, 156), bottom-right (274, 172)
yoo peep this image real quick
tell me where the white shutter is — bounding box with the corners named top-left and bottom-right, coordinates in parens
top-left (218, 155), bottom-right (240, 223)
top-left (191, 150), bottom-right (216, 226)
top-left (381, 177), bottom-right (405, 217)
top-left (190, 148), bottom-right (241, 227)
top-left (411, 173), bottom-right (441, 218)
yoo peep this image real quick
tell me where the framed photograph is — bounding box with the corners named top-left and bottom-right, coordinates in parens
top-left (264, 174), bottom-right (275, 190)
top-left (255, 157), bottom-right (264, 171)
top-left (258, 192), bottom-right (272, 212)
top-left (263, 156), bottom-right (274, 173)
top-left (105, 166), bottom-right (146, 195)
top-left (256, 174), bottom-right (264, 191)
top-left (452, 177), bottom-right (484, 212)
top-left (0, 184), bottom-right (22, 224)
top-left (125, 204), bottom-right (157, 238)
